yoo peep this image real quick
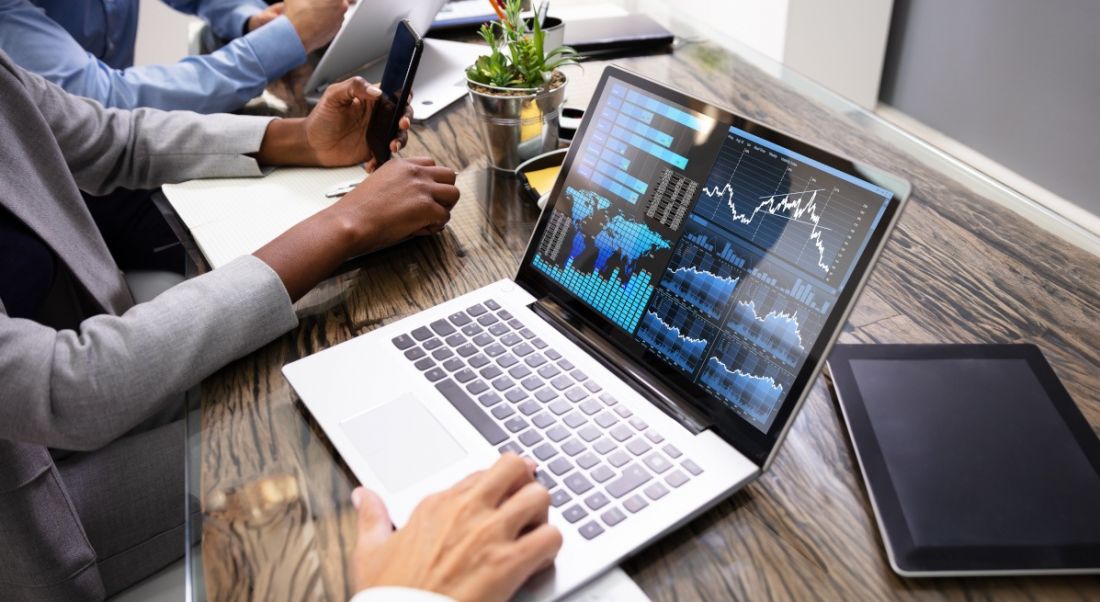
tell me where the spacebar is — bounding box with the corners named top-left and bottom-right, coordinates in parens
top-left (435, 379), bottom-right (508, 445)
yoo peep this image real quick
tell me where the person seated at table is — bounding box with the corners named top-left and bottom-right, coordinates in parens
top-left (0, 0), bottom-right (348, 113)
top-left (0, 0), bottom-right (354, 281)
top-left (0, 50), bottom-right (552, 599)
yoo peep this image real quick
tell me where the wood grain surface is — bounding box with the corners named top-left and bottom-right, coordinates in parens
top-left (193, 38), bottom-right (1100, 602)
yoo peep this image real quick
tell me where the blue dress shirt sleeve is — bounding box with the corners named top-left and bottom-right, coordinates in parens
top-left (162, 0), bottom-right (269, 40)
top-left (0, 0), bottom-right (306, 113)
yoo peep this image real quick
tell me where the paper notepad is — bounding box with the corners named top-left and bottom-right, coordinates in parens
top-left (162, 166), bottom-right (367, 269)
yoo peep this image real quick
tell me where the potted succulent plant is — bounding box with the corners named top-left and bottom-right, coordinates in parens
top-left (466, 0), bottom-right (580, 171)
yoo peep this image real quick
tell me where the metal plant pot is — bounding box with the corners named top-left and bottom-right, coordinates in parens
top-left (467, 75), bottom-right (566, 172)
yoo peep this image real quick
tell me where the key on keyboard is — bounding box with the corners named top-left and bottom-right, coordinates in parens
top-left (430, 319), bottom-right (455, 337)
top-left (435, 379), bottom-right (506, 445)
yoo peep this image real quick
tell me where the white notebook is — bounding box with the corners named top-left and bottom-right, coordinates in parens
top-left (162, 166), bottom-right (367, 269)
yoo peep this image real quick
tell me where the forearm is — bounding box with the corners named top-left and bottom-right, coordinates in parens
top-left (253, 156), bottom-right (460, 301)
top-left (1, 3), bottom-right (303, 113)
top-left (162, 0), bottom-right (268, 40)
top-left (103, 22), bottom-right (303, 113)
top-left (255, 118), bottom-right (319, 166)
top-left (253, 208), bottom-right (359, 301)
top-left (72, 107), bottom-right (272, 193)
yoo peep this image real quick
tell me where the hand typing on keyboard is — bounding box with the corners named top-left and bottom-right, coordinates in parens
top-left (350, 455), bottom-right (562, 602)
top-left (394, 299), bottom-right (705, 542)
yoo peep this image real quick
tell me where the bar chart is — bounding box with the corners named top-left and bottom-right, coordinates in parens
top-left (533, 255), bottom-right (655, 331)
top-left (532, 187), bottom-right (671, 332)
top-left (578, 83), bottom-right (712, 206)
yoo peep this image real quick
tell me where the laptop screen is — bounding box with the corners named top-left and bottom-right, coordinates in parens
top-left (517, 68), bottom-right (904, 460)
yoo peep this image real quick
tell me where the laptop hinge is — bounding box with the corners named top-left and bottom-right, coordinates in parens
top-left (530, 297), bottom-right (710, 435)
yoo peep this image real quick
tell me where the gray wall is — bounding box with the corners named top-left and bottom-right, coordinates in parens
top-left (880, 0), bottom-right (1100, 216)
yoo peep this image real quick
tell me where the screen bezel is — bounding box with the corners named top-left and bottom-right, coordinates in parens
top-left (515, 65), bottom-right (909, 465)
top-left (828, 343), bottom-right (1100, 573)
top-left (367, 19), bottom-right (423, 165)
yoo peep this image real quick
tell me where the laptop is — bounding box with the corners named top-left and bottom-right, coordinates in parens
top-left (283, 65), bottom-right (910, 600)
top-left (563, 14), bottom-right (674, 56)
top-left (304, 0), bottom-right (486, 119)
top-left (430, 0), bottom-right (499, 31)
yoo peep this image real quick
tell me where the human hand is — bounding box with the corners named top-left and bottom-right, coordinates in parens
top-left (304, 77), bottom-right (413, 170)
top-left (350, 455), bottom-right (563, 602)
top-left (328, 157), bottom-right (459, 256)
top-left (246, 2), bottom-right (285, 32)
top-left (284, 0), bottom-right (348, 53)
top-left (252, 156), bottom-right (458, 301)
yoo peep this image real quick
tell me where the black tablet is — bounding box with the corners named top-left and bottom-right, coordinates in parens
top-left (827, 344), bottom-right (1100, 576)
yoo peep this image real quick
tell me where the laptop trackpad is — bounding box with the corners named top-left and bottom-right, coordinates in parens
top-left (340, 394), bottom-right (467, 493)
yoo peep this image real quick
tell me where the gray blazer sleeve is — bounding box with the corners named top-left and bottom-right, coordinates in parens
top-left (0, 256), bottom-right (298, 451)
top-left (15, 60), bottom-right (275, 194)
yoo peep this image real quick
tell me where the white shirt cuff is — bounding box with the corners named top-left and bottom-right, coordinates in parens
top-left (350, 586), bottom-right (455, 602)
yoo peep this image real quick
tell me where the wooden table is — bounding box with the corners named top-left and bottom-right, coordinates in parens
top-left (184, 32), bottom-right (1100, 602)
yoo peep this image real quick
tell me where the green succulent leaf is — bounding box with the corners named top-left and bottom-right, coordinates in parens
top-left (466, 0), bottom-right (582, 91)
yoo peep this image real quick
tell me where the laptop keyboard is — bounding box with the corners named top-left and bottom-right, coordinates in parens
top-left (391, 298), bottom-right (703, 540)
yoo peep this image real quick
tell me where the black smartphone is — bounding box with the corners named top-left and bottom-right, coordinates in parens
top-left (366, 19), bottom-right (423, 166)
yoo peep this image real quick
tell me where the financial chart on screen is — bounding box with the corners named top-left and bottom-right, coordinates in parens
top-left (530, 77), bottom-right (893, 432)
top-left (532, 82), bottom-right (710, 331)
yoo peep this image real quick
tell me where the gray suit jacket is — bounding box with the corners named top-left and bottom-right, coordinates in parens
top-left (0, 52), bottom-right (299, 598)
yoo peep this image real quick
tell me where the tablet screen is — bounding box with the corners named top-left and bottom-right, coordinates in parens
top-left (851, 357), bottom-right (1100, 550)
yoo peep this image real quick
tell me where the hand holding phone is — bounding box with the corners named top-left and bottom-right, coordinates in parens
top-left (367, 20), bottom-right (423, 167)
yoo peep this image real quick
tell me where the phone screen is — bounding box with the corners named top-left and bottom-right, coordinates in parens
top-left (367, 20), bottom-right (423, 166)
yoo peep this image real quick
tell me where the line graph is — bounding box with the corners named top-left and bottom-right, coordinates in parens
top-left (701, 183), bottom-right (832, 272)
top-left (665, 266), bottom-right (738, 316)
top-left (728, 300), bottom-right (805, 367)
top-left (635, 293), bottom-right (716, 373)
top-left (694, 127), bottom-right (883, 287)
top-left (727, 268), bottom-right (826, 368)
top-left (682, 215), bottom-right (835, 314)
top-left (699, 335), bottom-right (793, 429)
top-left (701, 358), bottom-right (783, 423)
top-left (659, 234), bottom-right (741, 319)
top-left (653, 214), bottom-right (833, 372)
